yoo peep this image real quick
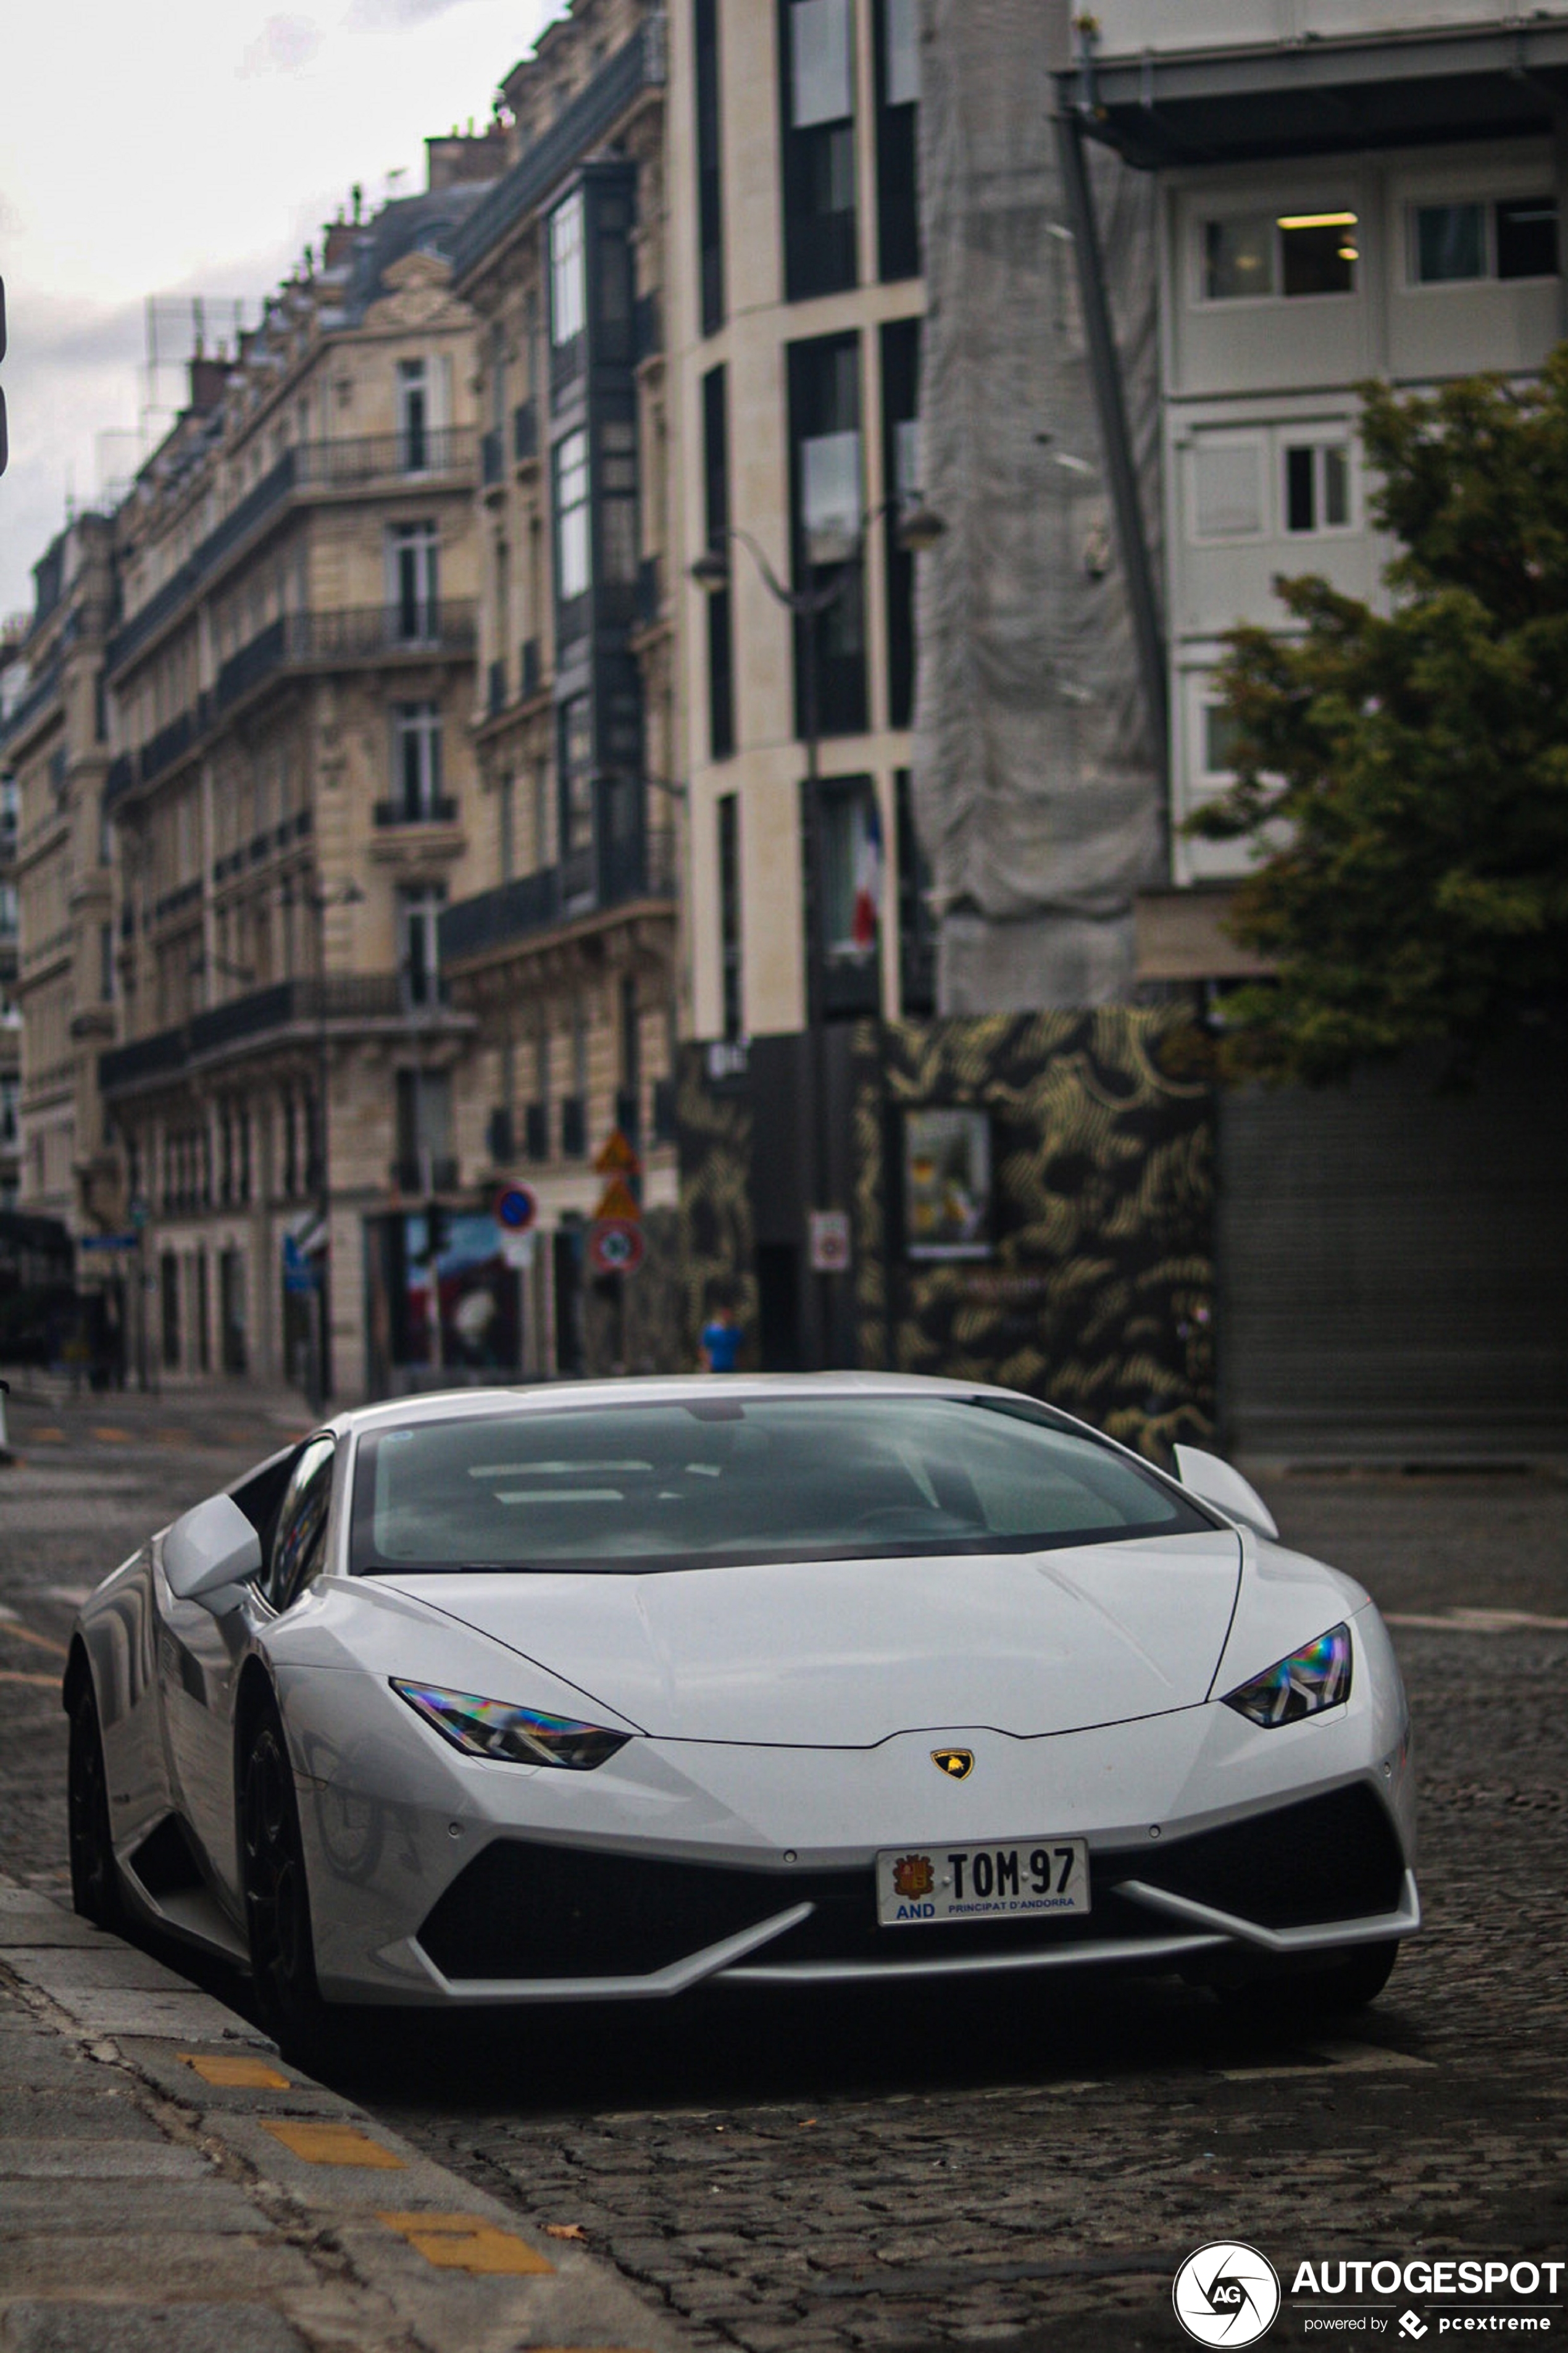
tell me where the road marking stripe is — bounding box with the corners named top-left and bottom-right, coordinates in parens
top-left (1387, 1608), bottom-right (1568, 1632)
top-left (0, 1622), bottom-right (69, 1658)
top-left (377, 2211), bottom-right (556, 2274)
top-left (90, 1426), bottom-right (131, 1443)
top-left (260, 2119), bottom-right (404, 2167)
top-left (1219, 2039), bottom-right (1434, 2082)
top-left (0, 1670), bottom-right (60, 1687)
top-left (180, 2051), bottom-right (291, 2089)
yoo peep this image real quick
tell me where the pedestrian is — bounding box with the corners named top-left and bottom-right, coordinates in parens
top-left (700, 1298), bottom-right (742, 1374)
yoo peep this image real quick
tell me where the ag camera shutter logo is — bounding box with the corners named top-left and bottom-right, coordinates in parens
top-left (1173, 2241), bottom-right (1282, 2346)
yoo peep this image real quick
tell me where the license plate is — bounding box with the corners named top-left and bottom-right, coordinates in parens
top-left (876, 1837), bottom-right (1090, 1927)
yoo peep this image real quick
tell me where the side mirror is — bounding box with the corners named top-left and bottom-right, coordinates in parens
top-left (164, 1493), bottom-right (264, 1606)
top-left (1172, 1445), bottom-right (1279, 1542)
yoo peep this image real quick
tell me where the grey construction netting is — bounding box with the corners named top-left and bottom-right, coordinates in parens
top-left (914, 0), bottom-right (1164, 1010)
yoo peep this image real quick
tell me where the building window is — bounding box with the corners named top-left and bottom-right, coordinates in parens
top-left (788, 333), bottom-right (867, 738)
top-left (1190, 439), bottom-right (1264, 541)
top-left (717, 792), bottom-right (743, 1042)
top-left (874, 0), bottom-right (919, 282)
top-left (395, 1066), bottom-right (453, 1191)
top-left (498, 770), bottom-right (516, 880)
top-left (389, 522), bottom-right (439, 640)
top-left (161, 1252), bottom-right (180, 1371)
top-left (1412, 196), bottom-right (1558, 284)
top-left (895, 769), bottom-right (934, 1016)
top-left (1498, 196), bottom-right (1558, 278)
top-left (99, 923), bottom-right (114, 1001)
top-left (1284, 441), bottom-right (1351, 535)
top-left (0, 1073), bottom-right (17, 1147)
top-left (805, 774), bottom-right (881, 1019)
top-left (703, 366), bottom-right (736, 760)
top-left (550, 190), bottom-right (586, 348)
top-left (881, 317), bottom-right (919, 728)
top-left (618, 972), bottom-right (641, 1143)
top-left (1203, 209), bottom-right (1357, 301)
top-left (1202, 702), bottom-right (1243, 779)
top-left (780, 0), bottom-right (858, 303)
top-left (695, 0), bottom-right (725, 335)
top-left (399, 884), bottom-right (446, 1008)
top-left (392, 703), bottom-right (443, 819)
top-left (554, 428), bottom-right (591, 604)
top-left (397, 359), bottom-right (429, 472)
top-left (558, 693), bottom-right (596, 874)
top-left (599, 419), bottom-right (639, 586)
top-left (0, 882), bottom-right (17, 943)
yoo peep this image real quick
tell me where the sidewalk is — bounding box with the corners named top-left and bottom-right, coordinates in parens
top-left (0, 1876), bottom-right (690, 2353)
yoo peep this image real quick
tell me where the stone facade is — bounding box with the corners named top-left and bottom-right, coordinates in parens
top-left (96, 151), bottom-right (499, 1397)
top-left (438, 0), bottom-right (682, 1379)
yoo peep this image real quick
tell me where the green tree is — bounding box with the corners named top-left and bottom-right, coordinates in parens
top-left (1190, 350), bottom-right (1568, 1085)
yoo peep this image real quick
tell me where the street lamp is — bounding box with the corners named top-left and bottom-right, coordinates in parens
top-left (690, 495), bottom-right (945, 1368)
top-left (280, 874), bottom-right (365, 1410)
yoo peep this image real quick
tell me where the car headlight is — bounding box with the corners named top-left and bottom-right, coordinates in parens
top-left (1220, 1623), bottom-right (1351, 1728)
top-left (391, 1679), bottom-right (630, 1769)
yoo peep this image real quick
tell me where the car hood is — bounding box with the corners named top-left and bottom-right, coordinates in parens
top-left (384, 1529), bottom-right (1242, 1745)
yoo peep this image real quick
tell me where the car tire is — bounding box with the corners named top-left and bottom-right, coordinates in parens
top-left (67, 1681), bottom-right (124, 1932)
top-left (240, 1702), bottom-right (330, 2060)
top-left (1223, 1937), bottom-right (1401, 2023)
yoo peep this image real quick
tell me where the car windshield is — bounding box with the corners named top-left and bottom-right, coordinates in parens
top-left (349, 1395), bottom-right (1215, 1575)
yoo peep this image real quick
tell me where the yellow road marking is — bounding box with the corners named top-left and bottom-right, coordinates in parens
top-left (180, 2052), bottom-right (291, 2089)
top-left (0, 1670), bottom-right (60, 1687)
top-left (0, 1621), bottom-right (70, 1658)
top-left (31, 1427), bottom-right (65, 1443)
top-left (90, 1426), bottom-right (131, 1443)
top-left (260, 2119), bottom-right (404, 2167)
top-left (377, 2211), bottom-right (556, 2275)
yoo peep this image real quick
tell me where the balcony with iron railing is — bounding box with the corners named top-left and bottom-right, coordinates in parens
top-left (98, 972), bottom-right (437, 1096)
top-left (373, 794), bottom-right (459, 829)
top-left (104, 428), bottom-right (477, 679)
top-left (105, 605), bottom-right (478, 809)
top-left (439, 824), bottom-right (677, 969)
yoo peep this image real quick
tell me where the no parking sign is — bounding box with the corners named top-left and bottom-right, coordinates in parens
top-left (493, 1183), bottom-right (538, 1233)
top-left (588, 1219), bottom-right (646, 1276)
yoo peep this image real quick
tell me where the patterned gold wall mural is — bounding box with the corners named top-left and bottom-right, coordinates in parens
top-left (676, 1012), bottom-right (1214, 1459)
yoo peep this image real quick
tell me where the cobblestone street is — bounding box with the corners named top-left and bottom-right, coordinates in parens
top-left (2, 1384), bottom-right (1564, 2349)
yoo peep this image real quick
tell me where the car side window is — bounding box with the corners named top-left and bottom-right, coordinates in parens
top-left (229, 1445), bottom-right (301, 1570)
top-left (267, 1436), bottom-right (337, 1613)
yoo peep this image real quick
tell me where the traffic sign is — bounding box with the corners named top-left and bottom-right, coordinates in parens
top-left (79, 1233), bottom-right (138, 1253)
top-left (588, 1219), bottom-right (646, 1276)
top-left (593, 1127), bottom-right (641, 1178)
top-left (493, 1182), bottom-right (538, 1232)
top-left (593, 1174), bottom-right (641, 1223)
top-left (809, 1208), bottom-right (852, 1273)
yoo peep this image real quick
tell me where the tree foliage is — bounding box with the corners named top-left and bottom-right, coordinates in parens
top-left (1191, 350), bottom-right (1568, 1085)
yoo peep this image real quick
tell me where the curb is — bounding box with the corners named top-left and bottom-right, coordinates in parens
top-left (1, 1878), bottom-right (694, 2353)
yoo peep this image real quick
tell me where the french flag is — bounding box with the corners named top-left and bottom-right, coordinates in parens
top-left (851, 798), bottom-right (883, 952)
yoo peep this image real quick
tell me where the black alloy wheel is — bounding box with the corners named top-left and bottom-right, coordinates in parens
top-left (67, 1681), bottom-right (123, 1931)
top-left (240, 1705), bottom-right (328, 2056)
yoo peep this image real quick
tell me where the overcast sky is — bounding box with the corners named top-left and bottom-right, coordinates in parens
top-left (1, 0), bottom-right (562, 623)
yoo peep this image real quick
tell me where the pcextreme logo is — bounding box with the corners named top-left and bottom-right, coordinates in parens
top-left (1174, 2242), bottom-right (1283, 2346)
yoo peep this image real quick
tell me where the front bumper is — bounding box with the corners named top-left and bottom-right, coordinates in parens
top-left (286, 1600), bottom-right (1416, 2005)
top-left (401, 1778), bottom-right (1417, 2000)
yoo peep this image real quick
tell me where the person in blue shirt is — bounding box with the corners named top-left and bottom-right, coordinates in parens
top-left (700, 1301), bottom-right (741, 1373)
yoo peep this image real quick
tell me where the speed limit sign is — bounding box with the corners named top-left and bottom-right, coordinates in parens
top-left (588, 1218), bottom-right (646, 1275)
